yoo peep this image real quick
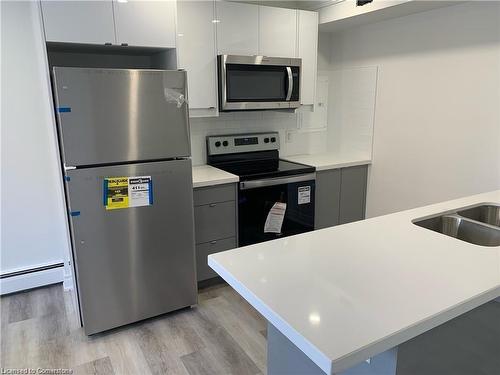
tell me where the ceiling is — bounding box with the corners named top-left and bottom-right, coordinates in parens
top-left (228, 1), bottom-right (333, 11)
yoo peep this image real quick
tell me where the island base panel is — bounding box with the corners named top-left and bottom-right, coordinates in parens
top-left (267, 323), bottom-right (398, 375)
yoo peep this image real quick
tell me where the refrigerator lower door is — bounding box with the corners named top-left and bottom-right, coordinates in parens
top-left (66, 159), bottom-right (197, 335)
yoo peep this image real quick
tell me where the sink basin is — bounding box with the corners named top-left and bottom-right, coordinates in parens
top-left (457, 204), bottom-right (500, 227)
top-left (414, 214), bottom-right (500, 247)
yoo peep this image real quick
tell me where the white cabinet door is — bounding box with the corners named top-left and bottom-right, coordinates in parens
top-left (113, 0), bottom-right (176, 48)
top-left (297, 10), bottom-right (318, 105)
top-left (177, 0), bottom-right (217, 115)
top-left (258, 6), bottom-right (297, 58)
top-left (41, 0), bottom-right (115, 44)
top-left (216, 1), bottom-right (258, 55)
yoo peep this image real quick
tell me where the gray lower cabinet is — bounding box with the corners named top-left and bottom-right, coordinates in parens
top-left (193, 183), bottom-right (237, 282)
top-left (339, 165), bottom-right (368, 224)
top-left (315, 169), bottom-right (341, 229)
top-left (196, 237), bottom-right (237, 281)
top-left (315, 165), bottom-right (368, 229)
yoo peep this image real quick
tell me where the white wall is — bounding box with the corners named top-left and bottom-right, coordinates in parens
top-left (1, 2), bottom-right (69, 283)
top-left (328, 2), bottom-right (500, 217)
top-left (317, 31), bottom-right (332, 72)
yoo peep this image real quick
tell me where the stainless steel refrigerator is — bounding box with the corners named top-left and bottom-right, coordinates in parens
top-left (53, 67), bottom-right (197, 335)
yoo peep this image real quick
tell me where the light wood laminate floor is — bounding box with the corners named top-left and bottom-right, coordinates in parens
top-left (0, 282), bottom-right (267, 375)
top-left (1, 283), bottom-right (499, 375)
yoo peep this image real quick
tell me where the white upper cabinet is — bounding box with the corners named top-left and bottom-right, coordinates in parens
top-left (216, 1), bottom-right (259, 55)
top-left (177, 0), bottom-right (218, 116)
top-left (297, 10), bottom-right (318, 105)
top-left (258, 6), bottom-right (297, 58)
top-left (41, 0), bottom-right (177, 48)
top-left (113, 0), bottom-right (176, 48)
top-left (40, 1), bottom-right (116, 44)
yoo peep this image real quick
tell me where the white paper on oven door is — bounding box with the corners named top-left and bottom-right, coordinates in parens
top-left (298, 186), bottom-right (311, 204)
top-left (264, 202), bottom-right (287, 234)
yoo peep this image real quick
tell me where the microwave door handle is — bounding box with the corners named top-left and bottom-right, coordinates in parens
top-left (286, 66), bottom-right (293, 101)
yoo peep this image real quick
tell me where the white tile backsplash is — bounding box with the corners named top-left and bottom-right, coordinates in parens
top-left (189, 111), bottom-right (326, 165)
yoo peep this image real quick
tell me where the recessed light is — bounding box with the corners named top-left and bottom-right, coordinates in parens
top-left (309, 313), bottom-right (321, 325)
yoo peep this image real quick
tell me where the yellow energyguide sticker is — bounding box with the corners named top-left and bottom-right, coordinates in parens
top-left (105, 177), bottom-right (129, 210)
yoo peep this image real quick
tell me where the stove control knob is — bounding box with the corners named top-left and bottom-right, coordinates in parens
top-left (223, 140), bottom-right (229, 147)
top-left (215, 141), bottom-right (221, 147)
top-left (271, 137), bottom-right (276, 143)
top-left (264, 138), bottom-right (270, 143)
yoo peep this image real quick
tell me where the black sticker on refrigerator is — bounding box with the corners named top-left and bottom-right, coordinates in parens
top-left (298, 186), bottom-right (311, 205)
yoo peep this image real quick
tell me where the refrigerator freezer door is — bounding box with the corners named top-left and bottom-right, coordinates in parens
top-left (53, 68), bottom-right (191, 166)
top-left (66, 159), bottom-right (197, 335)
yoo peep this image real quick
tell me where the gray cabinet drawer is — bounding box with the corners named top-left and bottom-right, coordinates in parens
top-left (196, 237), bottom-right (236, 281)
top-left (194, 200), bottom-right (236, 244)
top-left (193, 183), bottom-right (236, 206)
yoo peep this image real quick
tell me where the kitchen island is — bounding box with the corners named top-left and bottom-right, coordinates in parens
top-left (208, 190), bottom-right (500, 374)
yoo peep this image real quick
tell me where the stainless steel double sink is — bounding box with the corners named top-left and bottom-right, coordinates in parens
top-left (413, 204), bottom-right (500, 247)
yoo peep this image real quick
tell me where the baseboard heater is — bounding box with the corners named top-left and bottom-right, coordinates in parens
top-left (0, 262), bottom-right (65, 295)
top-left (0, 262), bottom-right (64, 279)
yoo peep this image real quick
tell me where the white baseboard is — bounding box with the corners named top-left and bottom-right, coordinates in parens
top-left (0, 266), bottom-right (64, 295)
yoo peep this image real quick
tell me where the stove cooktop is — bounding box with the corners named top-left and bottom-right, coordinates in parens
top-left (206, 132), bottom-right (315, 180)
top-left (215, 158), bottom-right (315, 181)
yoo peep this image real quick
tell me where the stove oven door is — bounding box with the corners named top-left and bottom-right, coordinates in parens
top-left (238, 174), bottom-right (315, 247)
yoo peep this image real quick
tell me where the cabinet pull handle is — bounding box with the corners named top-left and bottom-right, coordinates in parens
top-left (209, 203), bottom-right (217, 207)
top-left (190, 107), bottom-right (215, 110)
top-left (121, 43), bottom-right (129, 47)
top-left (210, 240), bottom-right (217, 245)
top-left (104, 42), bottom-right (112, 46)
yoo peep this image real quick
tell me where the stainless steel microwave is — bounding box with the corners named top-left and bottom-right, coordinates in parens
top-left (218, 55), bottom-right (301, 111)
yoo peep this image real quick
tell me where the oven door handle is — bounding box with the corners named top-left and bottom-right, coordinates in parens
top-left (239, 173), bottom-right (315, 190)
top-left (285, 66), bottom-right (293, 101)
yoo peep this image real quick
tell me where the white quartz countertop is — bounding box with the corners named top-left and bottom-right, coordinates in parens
top-left (282, 153), bottom-right (371, 171)
top-left (192, 153), bottom-right (369, 188)
top-left (192, 165), bottom-right (239, 188)
top-left (209, 191), bottom-right (500, 374)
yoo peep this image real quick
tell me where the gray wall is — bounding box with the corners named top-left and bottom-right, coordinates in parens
top-left (328, 2), bottom-right (500, 217)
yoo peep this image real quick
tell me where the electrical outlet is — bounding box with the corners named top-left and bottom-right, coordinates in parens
top-left (286, 130), bottom-right (294, 143)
